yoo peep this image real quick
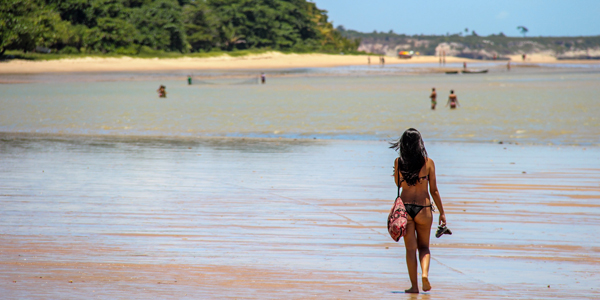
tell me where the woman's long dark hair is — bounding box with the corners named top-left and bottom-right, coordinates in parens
top-left (390, 128), bottom-right (428, 186)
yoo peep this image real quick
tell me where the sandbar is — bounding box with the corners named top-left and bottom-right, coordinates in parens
top-left (2, 52), bottom-right (598, 74)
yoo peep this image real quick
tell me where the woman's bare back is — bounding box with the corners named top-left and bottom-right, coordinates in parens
top-left (394, 157), bottom-right (433, 206)
top-left (394, 157), bottom-right (445, 224)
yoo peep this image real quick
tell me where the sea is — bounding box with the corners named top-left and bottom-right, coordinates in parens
top-left (2, 62), bottom-right (599, 145)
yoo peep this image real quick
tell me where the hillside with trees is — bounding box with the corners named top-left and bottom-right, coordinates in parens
top-left (0, 0), bottom-right (360, 56)
top-left (339, 27), bottom-right (600, 60)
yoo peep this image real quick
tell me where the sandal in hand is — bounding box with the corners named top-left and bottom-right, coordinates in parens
top-left (435, 225), bottom-right (452, 238)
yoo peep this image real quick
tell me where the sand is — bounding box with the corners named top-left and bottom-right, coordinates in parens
top-left (1, 135), bottom-right (599, 299)
top-left (2, 52), bottom-right (598, 74)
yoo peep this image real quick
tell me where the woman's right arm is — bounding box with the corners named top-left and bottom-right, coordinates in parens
top-left (428, 158), bottom-right (446, 225)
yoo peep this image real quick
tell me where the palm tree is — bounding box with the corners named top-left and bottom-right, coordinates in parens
top-left (517, 26), bottom-right (528, 37)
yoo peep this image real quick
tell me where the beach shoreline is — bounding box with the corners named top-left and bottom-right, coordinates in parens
top-left (2, 52), bottom-right (600, 74)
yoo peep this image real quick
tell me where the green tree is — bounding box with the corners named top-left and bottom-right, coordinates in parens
top-left (130, 0), bottom-right (187, 52)
top-left (45, 0), bottom-right (95, 27)
top-left (206, 0), bottom-right (321, 51)
top-left (183, 1), bottom-right (219, 52)
top-left (517, 26), bottom-right (528, 37)
top-left (85, 17), bottom-right (137, 52)
top-left (4, 0), bottom-right (360, 55)
top-left (306, 1), bottom-right (358, 52)
top-left (1, 0), bottom-right (71, 54)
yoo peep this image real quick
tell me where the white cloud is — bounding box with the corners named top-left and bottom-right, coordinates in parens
top-left (496, 11), bottom-right (509, 19)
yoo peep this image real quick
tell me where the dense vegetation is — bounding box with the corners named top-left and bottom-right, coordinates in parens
top-left (0, 0), bottom-right (360, 55)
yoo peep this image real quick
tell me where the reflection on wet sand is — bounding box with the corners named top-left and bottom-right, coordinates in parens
top-left (1, 135), bottom-right (598, 299)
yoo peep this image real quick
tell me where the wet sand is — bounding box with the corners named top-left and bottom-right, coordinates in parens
top-left (2, 52), bottom-right (599, 74)
top-left (1, 134), bottom-right (598, 299)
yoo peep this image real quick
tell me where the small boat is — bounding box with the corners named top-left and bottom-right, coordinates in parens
top-left (445, 71), bottom-right (459, 74)
top-left (397, 51), bottom-right (413, 59)
top-left (462, 69), bottom-right (489, 74)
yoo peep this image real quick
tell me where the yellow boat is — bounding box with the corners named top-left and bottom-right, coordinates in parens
top-left (397, 51), bottom-right (413, 59)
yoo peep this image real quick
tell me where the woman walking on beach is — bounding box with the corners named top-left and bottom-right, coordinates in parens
top-left (391, 128), bottom-right (446, 293)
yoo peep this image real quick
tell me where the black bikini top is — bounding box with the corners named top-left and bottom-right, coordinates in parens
top-left (398, 175), bottom-right (429, 184)
top-left (395, 158), bottom-right (428, 187)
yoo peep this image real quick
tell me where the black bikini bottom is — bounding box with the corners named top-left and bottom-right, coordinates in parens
top-left (404, 204), bottom-right (433, 219)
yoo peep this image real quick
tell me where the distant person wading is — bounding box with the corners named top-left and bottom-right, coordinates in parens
top-left (430, 88), bottom-right (437, 110)
top-left (157, 85), bottom-right (167, 98)
top-left (446, 90), bottom-right (459, 109)
top-left (391, 128), bottom-right (448, 294)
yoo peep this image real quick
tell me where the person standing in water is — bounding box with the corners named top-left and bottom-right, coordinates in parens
top-left (187, 75), bottom-right (192, 85)
top-left (507, 60), bottom-right (511, 71)
top-left (430, 88), bottom-right (437, 110)
top-left (261, 72), bottom-right (266, 84)
top-left (463, 61), bottom-right (467, 70)
top-left (157, 85), bottom-right (166, 98)
top-left (446, 90), bottom-right (459, 109)
top-left (442, 50), bottom-right (446, 65)
top-left (391, 128), bottom-right (447, 294)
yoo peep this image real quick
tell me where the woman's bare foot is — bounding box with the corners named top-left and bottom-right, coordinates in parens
top-left (422, 277), bottom-right (431, 292)
top-left (405, 287), bottom-right (419, 293)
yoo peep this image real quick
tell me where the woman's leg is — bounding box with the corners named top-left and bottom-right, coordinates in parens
top-left (403, 220), bottom-right (419, 293)
top-left (414, 207), bottom-right (433, 291)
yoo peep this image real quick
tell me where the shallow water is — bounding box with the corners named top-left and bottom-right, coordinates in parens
top-left (1, 65), bottom-right (599, 145)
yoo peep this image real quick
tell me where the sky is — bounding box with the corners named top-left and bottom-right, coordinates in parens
top-left (312, 0), bottom-right (600, 37)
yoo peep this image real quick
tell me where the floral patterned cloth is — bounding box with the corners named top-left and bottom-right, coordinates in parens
top-left (387, 196), bottom-right (408, 242)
